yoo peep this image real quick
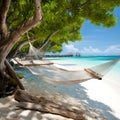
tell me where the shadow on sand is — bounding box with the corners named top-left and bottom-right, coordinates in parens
top-left (1, 66), bottom-right (118, 120)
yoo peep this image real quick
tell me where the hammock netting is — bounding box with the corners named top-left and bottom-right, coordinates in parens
top-left (27, 58), bottom-right (120, 85)
top-left (27, 32), bottom-right (44, 58)
top-left (28, 42), bottom-right (44, 59)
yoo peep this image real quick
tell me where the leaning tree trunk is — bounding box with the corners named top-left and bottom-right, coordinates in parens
top-left (0, 0), bottom-right (42, 97)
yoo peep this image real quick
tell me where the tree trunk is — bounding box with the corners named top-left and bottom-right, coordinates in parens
top-left (0, 0), bottom-right (42, 70)
top-left (0, 0), bottom-right (42, 97)
top-left (5, 60), bottom-right (25, 89)
top-left (14, 89), bottom-right (86, 120)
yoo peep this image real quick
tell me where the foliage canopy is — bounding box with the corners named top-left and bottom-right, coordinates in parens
top-left (2, 0), bottom-right (120, 53)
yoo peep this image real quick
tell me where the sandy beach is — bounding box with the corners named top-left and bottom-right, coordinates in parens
top-left (0, 58), bottom-right (120, 120)
top-left (0, 95), bottom-right (74, 120)
top-left (52, 59), bottom-right (120, 120)
top-left (0, 81), bottom-right (107, 119)
top-left (0, 90), bottom-right (106, 120)
top-left (0, 98), bottom-right (74, 120)
top-left (0, 89), bottom-right (108, 120)
top-left (81, 77), bottom-right (120, 120)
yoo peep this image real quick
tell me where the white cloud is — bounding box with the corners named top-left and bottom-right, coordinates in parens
top-left (81, 46), bottom-right (102, 55)
top-left (104, 45), bottom-right (120, 55)
top-left (80, 45), bottom-right (120, 55)
top-left (64, 44), bottom-right (120, 56)
top-left (65, 44), bottom-right (80, 53)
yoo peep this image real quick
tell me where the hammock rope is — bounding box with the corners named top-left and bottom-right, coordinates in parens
top-left (27, 58), bottom-right (120, 85)
top-left (27, 32), bottom-right (43, 59)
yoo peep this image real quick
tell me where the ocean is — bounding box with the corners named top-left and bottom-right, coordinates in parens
top-left (15, 56), bottom-right (120, 120)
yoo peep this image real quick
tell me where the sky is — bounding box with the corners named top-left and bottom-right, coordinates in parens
top-left (61, 7), bottom-right (120, 56)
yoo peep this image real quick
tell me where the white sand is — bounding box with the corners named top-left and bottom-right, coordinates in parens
top-left (52, 60), bottom-right (120, 120)
top-left (1, 59), bottom-right (119, 120)
top-left (0, 89), bottom-right (106, 120)
top-left (81, 76), bottom-right (120, 120)
top-left (0, 95), bottom-right (74, 120)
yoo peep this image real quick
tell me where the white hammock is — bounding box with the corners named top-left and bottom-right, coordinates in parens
top-left (28, 42), bottom-right (44, 59)
top-left (26, 32), bottom-right (44, 59)
top-left (27, 58), bottom-right (120, 85)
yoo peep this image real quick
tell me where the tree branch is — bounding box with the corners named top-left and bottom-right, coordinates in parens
top-left (39, 30), bottom-right (59, 50)
top-left (18, 38), bottom-right (37, 51)
top-left (69, 27), bottom-right (80, 34)
top-left (0, 0), bottom-right (11, 38)
top-left (5, 60), bottom-right (25, 90)
top-left (10, 30), bottom-right (59, 57)
top-left (8, 38), bottom-right (37, 58)
top-left (11, 0), bottom-right (43, 40)
top-left (78, 0), bottom-right (91, 9)
top-left (0, 0), bottom-right (43, 67)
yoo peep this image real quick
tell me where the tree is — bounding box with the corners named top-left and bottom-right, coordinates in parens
top-left (12, 0), bottom-right (120, 54)
top-left (0, 0), bottom-right (42, 95)
top-left (0, 0), bottom-right (120, 95)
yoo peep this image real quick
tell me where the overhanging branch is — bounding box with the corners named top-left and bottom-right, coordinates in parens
top-left (39, 30), bottom-right (59, 50)
top-left (0, 0), bottom-right (43, 67)
top-left (78, 0), bottom-right (91, 9)
top-left (69, 27), bottom-right (80, 34)
top-left (15, 0), bottom-right (42, 38)
top-left (0, 0), bottom-right (11, 38)
top-left (8, 38), bottom-right (37, 58)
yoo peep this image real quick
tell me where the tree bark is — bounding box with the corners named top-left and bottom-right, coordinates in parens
top-left (0, 0), bottom-right (11, 69)
top-left (0, 0), bottom-right (42, 70)
top-left (0, 0), bottom-right (42, 96)
top-left (0, 0), bottom-right (11, 39)
top-left (14, 89), bottom-right (86, 120)
top-left (5, 60), bottom-right (25, 90)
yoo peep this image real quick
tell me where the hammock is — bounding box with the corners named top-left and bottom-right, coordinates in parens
top-left (28, 42), bottom-right (44, 60)
top-left (14, 57), bottom-right (53, 66)
top-left (13, 40), bottom-right (53, 66)
top-left (26, 31), bottom-right (43, 59)
top-left (27, 58), bottom-right (120, 85)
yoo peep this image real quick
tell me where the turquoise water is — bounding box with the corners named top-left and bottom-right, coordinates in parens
top-left (47, 55), bottom-right (120, 63)
top-left (47, 56), bottom-right (120, 70)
